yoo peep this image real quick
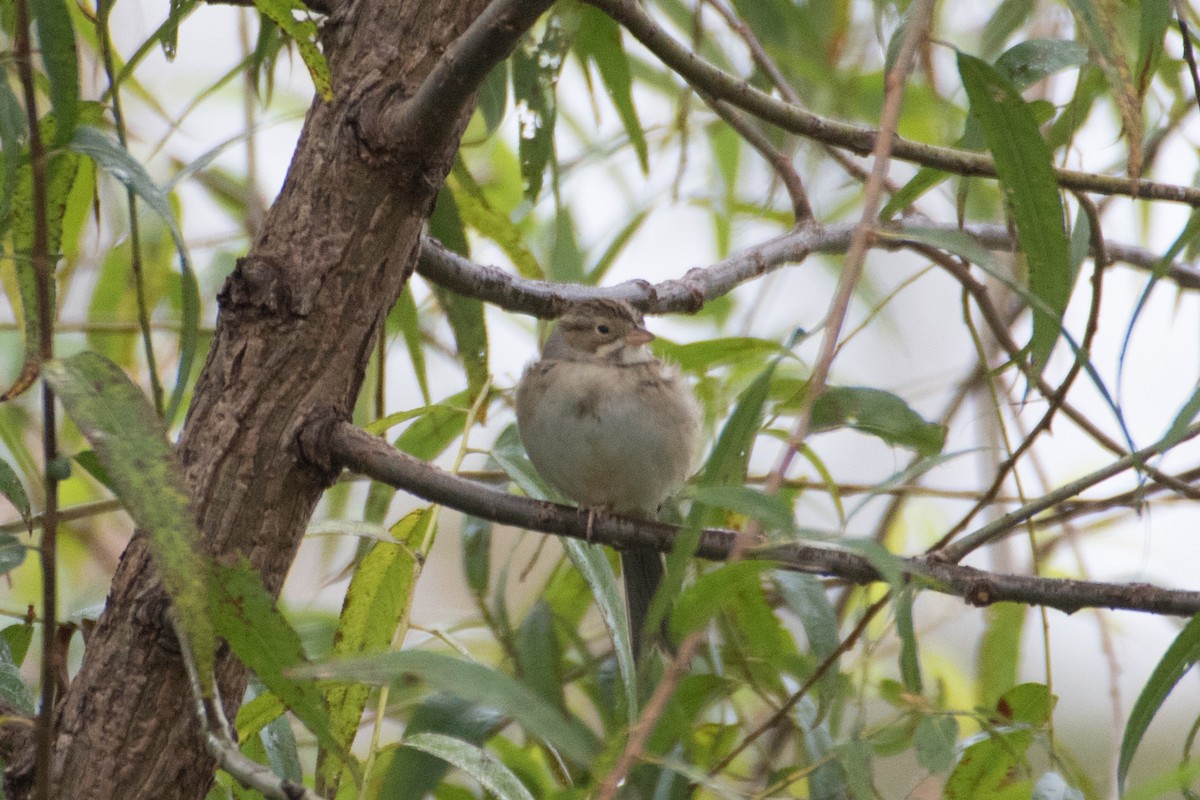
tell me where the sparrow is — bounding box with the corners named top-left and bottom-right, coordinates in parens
top-left (515, 298), bottom-right (701, 657)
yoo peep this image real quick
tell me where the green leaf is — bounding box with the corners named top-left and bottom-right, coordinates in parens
top-left (575, 5), bottom-right (648, 172)
top-left (811, 386), bottom-right (946, 457)
top-left (393, 390), bottom-right (472, 462)
top-left (250, 0), bottom-right (332, 100)
top-left (0, 80), bottom-right (27, 237)
top-left (0, 533), bottom-right (26, 576)
top-left (655, 337), bottom-right (794, 374)
top-left (993, 40), bottom-right (1088, 89)
top-left (318, 509), bottom-right (431, 793)
top-left (563, 539), bottom-right (636, 725)
top-left (774, 572), bottom-right (839, 695)
top-left (977, 602), bottom-right (1024, 709)
top-left (71, 449), bottom-right (113, 491)
top-left (945, 729), bottom-right (1034, 799)
top-left (69, 126), bottom-right (199, 424)
top-left (432, 288), bottom-right (489, 405)
top-left (209, 558), bottom-right (349, 768)
top-left (381, 695), bottom-right (505, 800)
top-left (958, 51), bottom-right (1071, 378)
top-left (248, 683), bottom-right (302, 784)
top-left (915, 714), bottom-right (958, 774)
top-left (32, 0), bottom-right (79, 145)
top-left (1, 622), bottom-right (34, 667)
top-left (1119, 613), bottom-right (1200, 791)
top-left (461, 514), bottom-right (491, 597)
top-left (512, 19), bottom-right (567, 202)
top-left (671, 561), bottom-right (774, 639)
top-left (0, 660), bottom-right (33, 714)
top-left (0, 458), bottom-right (31, 530)
top-left (476, 62), bottom-right (508, 140)
top-left (402, 733), bottom-right (535, 800)
top-left (689, 485), bottom-right (795, 535)
top-left (447, 161), bottom-right (543, 279)
top-left (390, 285), bottom-right (430, 404)
top-left (43, 352), bottom-right (214, 685)
top-left (297, 650), bottom-right (601, 765)
top-left (894, 584), bottom-right (922, 693)
top-left (1160, 382), bottom-right (1200, 450)
top-left (1136, 0), bottom-right (1171, 94)
top-left (994, 682), bottom-right (1054, 727)
top-left (515, 599), bottom-right (563, 709)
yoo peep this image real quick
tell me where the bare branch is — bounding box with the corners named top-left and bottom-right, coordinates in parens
top-left (364, 0), bottom-right (554, 152)
top-left (312, 419), bottom-right (1200, 618)
top-left (415, 223), bottom-right (1200, 318)
top-left (583, 0), bottom-right (1200, 207)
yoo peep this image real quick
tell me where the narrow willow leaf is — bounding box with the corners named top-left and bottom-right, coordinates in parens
top-left (514, 599), bottom-right (564, 708)
top-left (575, 6), bottom-right (648, 172)
top-left (3, 121), bottom-right (83, 401)
top-left (402, 733), bottom-right (535, 800)
top-left (432, 287), bottom-right (489, 406)
top-left (0, 80), bottom-right (26, 238)
top-left (393, 389), bottom-right (471, 461)
top-left (317, 508), bottom-right (431, 794)
top-left (1062, 0), bottom-right (1142, 176)
top-left (0, 533), bottom-right (26, 576)
top-left (671, 561), bottom-right (774, 639)
top-left (563, 539), bottom-right (637, 726)
top-left (914, 715), bottom-right (957, 774)
top-left (476, 62), bottom-right (508, 140)
top-left (894, 584), bottom-right (922, 694)
top-left (0, 458), bottom-right (31, 530)
top-left (461, 513), bottom-right (491, 597)
top-left (390, 284), bottom-right (430, 404)
top-left (977, 602), bottom-right (1024, 709)
top-left (1, 622), bottom-right (34, 667)
top-left (811, 386), bottom-right (946, 457)
top-left (42, 351), bottom-right (213, 684)
top-left (774, 572), bottom-right (839, 698)
top-left (250, 0), bottom-right (332, 99)
top-left (993, 40), bottom-right (1088, 89)
top-left (654, 337), bottom-right (793, 374)
top-left (958, 51), bottom-right (1071, 379)
top-left (1119, 614), bottom-right (1200, 791)
top-left (447, 162), bottom-right (543, 279)
top-left (1159, 382), bottom-right (1200, 450)
top-left (246, 683), bottom-right (302, 783)
top-left (209, 558), bottom-right (349, 767)
top-left (382, 695), bottom-right (506, 800)
top-left (69, 126), bottom-right (199, 424)
top-left (1136, 0), bottom-right (1171, 94)
top-left (32, 0), bottom-right (79, 145)
top-left (297, 650), bottom-right (601, 765)
top-left (513, 18), bottom-right (567, 202)
top-left (689, 485), bottom-right (796, 535)
top-left (794, 697), bottom-right (846, 798)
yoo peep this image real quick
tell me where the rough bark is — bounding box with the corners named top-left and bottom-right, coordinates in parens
top-left (5, 1), bottom-right (490, 797)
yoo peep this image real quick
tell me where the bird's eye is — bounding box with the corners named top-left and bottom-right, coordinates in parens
top-left (596, 324), bottom-right (610, 334)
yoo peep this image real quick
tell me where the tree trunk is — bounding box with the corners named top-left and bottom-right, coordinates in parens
top-left (10, 1), bottom-right (489, 797)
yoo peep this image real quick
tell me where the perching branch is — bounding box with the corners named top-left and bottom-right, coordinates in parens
top-left (415, 222), bottom-right (1200, 318)
top-left (307, 418), bottom-right (1200, 618)
top-left (583, 0), bottom-right (1200, 207)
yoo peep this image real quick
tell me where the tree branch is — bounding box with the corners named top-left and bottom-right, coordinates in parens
top-left (583, 0), bottom-right (1200, 207)
top-left (415, 222), bottom-right (1200, 318)
top-left (364, 0), bottom-right (555, 152)
top-left (311, 419), bottom-right (1200, 618)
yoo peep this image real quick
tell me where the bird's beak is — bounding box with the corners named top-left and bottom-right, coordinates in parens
top-left (625, 326), bottom-right (655, 346)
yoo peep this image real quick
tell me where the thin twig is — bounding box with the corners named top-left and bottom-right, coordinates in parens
top-left (581, 0), bottom-right (1200, 207)
top-left (13, 1), bottom-right (61, 795)
top-left (762, 0), bottom-right (934, 496)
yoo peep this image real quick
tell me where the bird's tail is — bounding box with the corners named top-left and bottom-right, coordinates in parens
top-left (621, 549), bottom-right (665, 659)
